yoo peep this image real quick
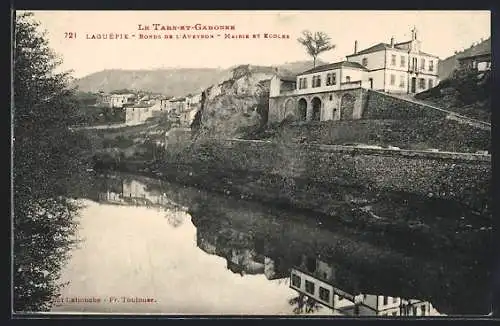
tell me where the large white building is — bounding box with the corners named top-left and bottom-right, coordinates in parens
top-left (270, 27), bottom-right (439, 100)
top-left (346, 27), bottom-right (439, 94)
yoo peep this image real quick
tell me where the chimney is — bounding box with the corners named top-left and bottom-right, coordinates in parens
top-left (354, 40), bottom-right (358, 54)
top-left (390, 37), bottom-right (395, 47)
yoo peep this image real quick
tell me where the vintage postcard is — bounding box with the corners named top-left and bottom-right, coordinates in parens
top-left (12, 10), bottom-right (493, 317)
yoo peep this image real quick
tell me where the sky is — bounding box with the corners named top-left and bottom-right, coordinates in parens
top-left (19, 10), bottom-right (491, 78)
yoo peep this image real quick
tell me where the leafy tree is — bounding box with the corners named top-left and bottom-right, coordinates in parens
top-left (297, 30), bottom-right (336, 68)
top-left (13, 12), bottom-right (92, 311)
top-left (289, 293), bottom-right (322, 314)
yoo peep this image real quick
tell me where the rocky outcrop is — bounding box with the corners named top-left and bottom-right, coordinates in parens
top-left (193, 65), bottom-right (277, 139)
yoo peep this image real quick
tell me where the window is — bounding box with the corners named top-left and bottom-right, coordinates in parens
top-left (412, 57), bottom-right (418, 70)
top-left (291, 273), bottom-right (301, 288)
top-left (429, 60), bottom-right (434, 72)
top-left (421, 305), bottom-right (426, 316)
top-left (326, 72), bottom-right (336, 86)
top-left (383, 296), bottom-right (388, 305)
top-left (413, 306), bottom-right (418, 316)
top-left (319, 287), bottom-right (330, 302)
top-left (329, 94), bottom-right (333, 101)
top-left (305, 280), bottom-right (315, 295)
top-left (393, 297), bottom-right (398, 304)
top-left (419, 78), bottom-right (426, 89)
top-left (390, 74), bottom-right (396, 85)
top-left (391, 54), bottom-right (396, 66)
top-left (298, 77), bottom-right (308, 89)
top-left (428, 79), bottom-right (433, 89)
top-left (420, 58), bottom-right (426, 70)
top-left (312, 75), bottom-right (321, 88)
top-left (362, 57), bottom-right (368, 66)
top-left (400, 55), bottom-right (406, 67)
top-left (345, 76), bottom-right (351, 83)
top-left (399, 75), bottom-right (405, 88)
top-left (392, 311), bottom-right (398, 316)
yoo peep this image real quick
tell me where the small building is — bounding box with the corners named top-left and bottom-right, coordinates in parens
top-left (124, 103), bottom-right (154, 125)
top-left (457, 52), bottom-right (491, 72)
top-left (269, 72), bottom-right (297, 97)
top-left (110, 93), bottom-right (136, 108)
top-left (168, 97), bottom-right (186, 115)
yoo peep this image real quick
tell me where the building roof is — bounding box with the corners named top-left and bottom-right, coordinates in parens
top-left (111, 93), bottom-right (136, 98)
top-left (279, 74), bottom-right (297, 82)
top-left (347, 42), bottom-right (390, 57)
top-left (458, 52), bottom-right (491, 61)
top-left (129, 103), bottom-right (154, 108)
top-left (298, 61), bottom-right (368, 75)
top-left (455, 38), bottom-right (491, 60)
top-left (347, 41), bottom-right (439, 58)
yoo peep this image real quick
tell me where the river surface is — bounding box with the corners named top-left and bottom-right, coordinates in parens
top-left (50, 172), bottom-right (491, 316)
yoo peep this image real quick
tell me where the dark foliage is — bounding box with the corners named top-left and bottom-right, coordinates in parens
top-left (13, 12), bottom-right (91, 311)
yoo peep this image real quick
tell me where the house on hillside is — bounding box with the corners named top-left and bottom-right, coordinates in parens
top-left (345, 27), bottom-right (439, 94)
top-left (110, 93), bottom-right (136, 108)
top-left (124, 103), bottom-right (154, 125)
top-left (268, 27), bottom-right (440, 123)
top-left (168, 97), bottom-right (186, 115)
top-left (457, 51), bottom-right (491, 72)
top-left (185, 93), bottom-right (202, 110)
top-left (438, 37), bottom-right (491, 79)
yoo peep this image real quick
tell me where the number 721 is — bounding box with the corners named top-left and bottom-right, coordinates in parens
top-left (64, 32), bottom-right (76, 39)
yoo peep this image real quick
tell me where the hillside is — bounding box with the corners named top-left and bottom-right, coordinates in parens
top-left (74, 60), bottom-right (325, 97)
top-left (416, 68), bottom-right (491, 122)
top-left (438, 37), bottom-right (491, 80)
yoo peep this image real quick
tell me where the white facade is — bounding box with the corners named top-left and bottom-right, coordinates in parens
top-left (110, 94), bottom-right (136, 108)
top-left (124, 105), bottom-right (154, 125)
top-left (346, 28), bottom-right (439, 94)
top-left (295, 66), bottom-right (369, 96)
top-left (289, 266), bottom-right (438, 317)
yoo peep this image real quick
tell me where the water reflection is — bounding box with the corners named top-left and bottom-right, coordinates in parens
top-left (70, 172), bottom-right (491, 316)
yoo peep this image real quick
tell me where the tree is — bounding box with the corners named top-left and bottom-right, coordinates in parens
top-left (289, 293), bottom-right (322, 314)
top-left (13, 12), bottom-right (92, 311)
top-left (297, 30), bottom-right (336, 68)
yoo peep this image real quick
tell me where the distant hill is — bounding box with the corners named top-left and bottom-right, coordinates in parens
top-left (73, 60), bottom-right (326, 97)
top-left (438, 37), bottom-right (491, 81)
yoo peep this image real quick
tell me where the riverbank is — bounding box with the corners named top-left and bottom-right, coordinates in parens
top-left (93, 154), bottom-right (490, 270)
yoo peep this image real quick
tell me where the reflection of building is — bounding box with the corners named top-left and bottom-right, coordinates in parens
top-left (98, 191), bottom-right (124, 204)
top-left (195, 224), bottom-right (289, 280)
top-left (289, 256), bottom-right (437, 317)
top-left (97, 178), bottom-right (180, 208)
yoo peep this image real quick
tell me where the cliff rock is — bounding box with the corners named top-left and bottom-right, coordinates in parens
top-left (194, 65), bottom-right (278, 139)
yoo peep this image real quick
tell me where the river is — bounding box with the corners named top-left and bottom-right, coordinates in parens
top-left (49, 172), bottom-right (491, 316)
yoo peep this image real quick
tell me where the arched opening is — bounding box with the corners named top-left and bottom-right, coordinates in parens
top-left (284, 98), bottom-right (295, 119)
top-left (340, 93), bottom-right (356, 120)
top-left (297, 98), bottom-right (307, 121)
top-left (311, 97), bottom-right (322, 121)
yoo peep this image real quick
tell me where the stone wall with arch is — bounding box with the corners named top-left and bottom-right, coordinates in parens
top-left (268, 88), bottom-right (366, 124)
